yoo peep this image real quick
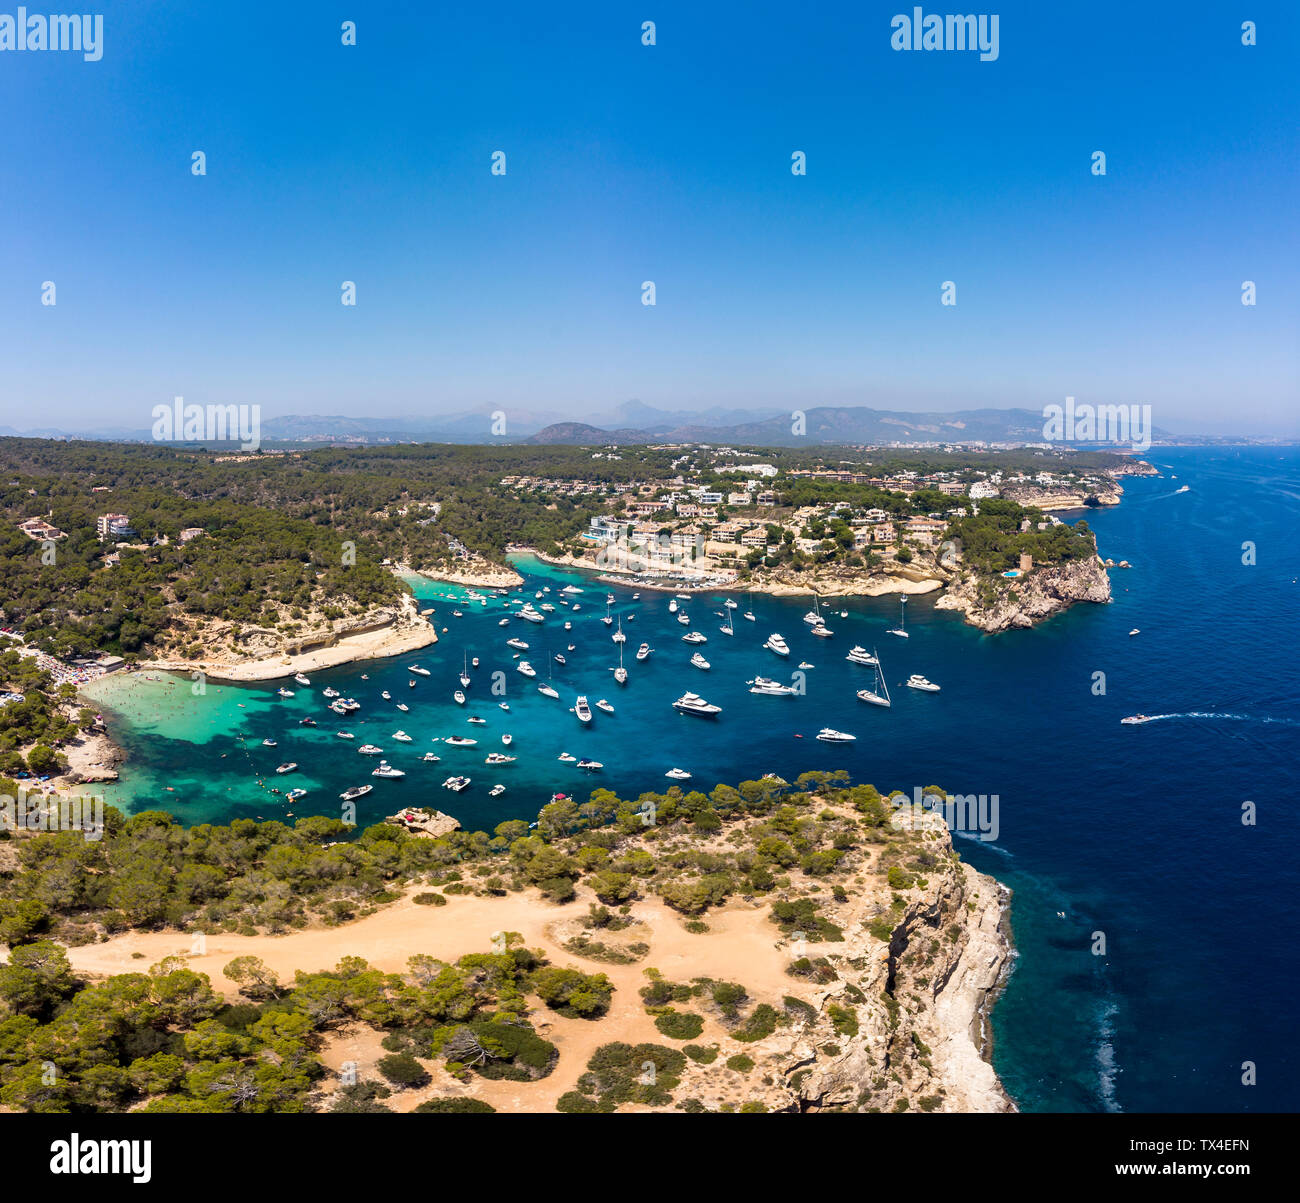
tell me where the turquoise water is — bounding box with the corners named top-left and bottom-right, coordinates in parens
top-left (88, 447), bottom-right (1300, 1113)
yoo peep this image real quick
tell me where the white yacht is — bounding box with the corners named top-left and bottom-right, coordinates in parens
top-left (444, 735), bottom-right (478, 747)
top-left (636, 642), bottom-right (652, 661)
top-left (665, 768), bottom-right (692, 780)
top-left (557, 752), bottom-right (577, 763)
top-left (574, 696), bottom-right (593, 723)
top-left (682, 631), bottom-right (707, 644)
top-left (538, 681), bottom-right (559, 699)
top-left (392, 730), bottom-right (412, 742)
top-left (501, 733), bottom-right (513, 745)
top-left (690, 651), bottom-right (710, 670)
top-left (560, 584), bottom-right (583, 595)
top-left (442, 775), bottom-right (471, 792)
top-left (322, 687), bottom-right (340, 698)
top-left (518, 604), bottom-right (545, 623)
top-left (357, 744), bottom-right (383, 755)
top-left (668, 599), bottom-right (678, 613)
top-left (595, 698), bottom-right (615, 714)
top-left (485, 751), bottom-right (516, 765)
top-left (408, 665), bottom-right (431, 677)
top-left (340, 784), bottom-right (373, 801)
top-left (276, 688), bottom-right (294, 698)
top-left (381, 690), bottom-right (391, 700)
top-left (906, 674), bottom-right (940, 692)
top-left (803, 597), bottom-right (824, 626)
top-left (335, 731), bottom-right (354, 739)
top-left (507, 637), bottom-right (529, 650)
top-left (498, 617), bottom-right (510, 626)
top-left (742, 610), bottom-right (756, 622)
top-left (294, 673), bottom-right (311, 686)
top-left (612, 617), bottom-right (626, 644)
top-left (764, 633), bottom-right (790, 657)
top-left (815, 728), bottom-right (856, 743)
top-left (489, 784), bottom-right (506, 797)
top-left (748, 676), bottom-right (796, 696)
top-left (371, 761), bottom-right (405, 778)
top-left (846, 645), bottom-right (879, 666)
top-left (274, 762), bottom-right (298, 775)
top-left (677, 613), bottom-right (690, 625)
top-left (395, 702), bottom-right (409, 712)
top-left (453, 690), bottom-right (466, 705)
top-left (673, 691), bottom-right (722, 716)
top-left (723, 599), bottom-right (738, 609)
top-left (261, 738), bottom-right (277, 747)
top-left (516, 661), bottom-right (537, 677)
top-left (422, 752), bottom-right (441, 762)
top-left (576, 758), bottom-right (603, 771)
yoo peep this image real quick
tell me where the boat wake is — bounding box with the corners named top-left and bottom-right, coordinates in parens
top-left (1127, 712), bottom-right (1299, 726)
top-left (1095, 999), bottom-right (1123, 1113)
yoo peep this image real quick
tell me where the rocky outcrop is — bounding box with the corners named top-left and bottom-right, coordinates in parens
top-left (935, 556), bottom-right (1111, 633)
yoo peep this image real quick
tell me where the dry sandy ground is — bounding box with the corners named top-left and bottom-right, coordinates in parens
top-left (63, 884), bottom-right (808, 1113)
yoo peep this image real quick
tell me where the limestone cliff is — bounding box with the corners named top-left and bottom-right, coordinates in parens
top-left (935, 555), bottom-right (1111, 633)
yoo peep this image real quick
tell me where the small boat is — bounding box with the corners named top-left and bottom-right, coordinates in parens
top-left (285, 788), bottom-right (307, 801)
top-left (336, 731), bottom-right (354, 739)
top-left (682, 631), bottom-right (707, 644)
top-left (422, 752), bottom-right (441, 762)
top-left (605, 592), bottom-right (615, 604)
top-left (749, 676), bottom-right (795, 696)
top-left (381, 691), bottom-right (391, 700)
top-left (673, 691), bottom-right (722, 716)
top-left (460, 653), bottom-right (471, 688)
top-left (360, 674), bottom-right (369, 680)
top-left (502, 733), bottom-right (513, 745)
top-left (797, 661), bottom-right (814, 669)
top-left (555, 653), bottom-right (566, 665)
top-left (340, 784), bottom-right (373, 801)
top-left (668, 599), bottom-right (678, 613)
top-left (372, 761), bottom-right (405, 778)
top-left (675, 593), bottom-right (690, 601)
top-left (507, 637), bottom-right (529, 650)
top-left (498, 618), bottom-right (510, 626)
top-left (724, 599), bottom-right (738, 609)
top-left (262, 738), bottom-right (277, 747)
top-left (764, 633), bottom-right (790, 657)
top-left (395, 703), bottom-right (409, 712)
top-left (358, 743), bottom-right (383, 755)
top-left (557, 752), bottom-right (577, 763)
top-left (636, 642), bottom-right (652, 661)
top-left (690, 651), bottom-right (711, 670)
top-left (564, 621), bottom-right (572, 630)
top-left (467, 716), bottom-right (486, 725)
top-left (444, 735), bottom-right (478, 747)
top-left (408, 665), bottom-right (431, 677)
top-left (489, 784), bottom-right (506, 797)
top-left (472, 657), bottom-right (479, 668)
top-left (1130, 628), bottom-right (1141, 636)
top-left (839, 610), bottom-right (848, 619)
top-left (677, 613), bottom-right (690, 625)
top-left (577, 758), bottom-right (603, 771)
top-left (665, 768), bottom-right (692, 780)
top-left (453, 687), bottom-right (466, 704)
top-left (294, 673), bottom-right (311, 686)
top-left (276, 688), bottom-right (295, 698)
top-left (299, 717), bottom-right (317, 726)
top-left (409, 679), bottom-right (417, 689)
top-left (846, 645), bottom-right (879, 666)
top-left (810, 624), bottom-right (833, 638)
top-left (499, 701), bottom-right (510, 711)
top-left (574, 696), bottom-right (593, 723)
top-left (633, 592), bottom-right (640, 599)
top-left (540, 603), bottom-right (555, 612)
top-left (392, 730), bottom-right (412, 742)
top-left (815, 728), bottom-right (856, 742)
top-left (323, 687), bottom-right (340, 698)
top-left (595, 698), bottom-right (615, 714)
top-left (485, 752), bottom-right (516, 765)
top-left (274, 762), bottom-right (298, 774)
top-left (1121, 714), bottom-right (1153, 725)
top-left (516, 661), bottom-right (537, 677)
top-left (887, 596), bottom-right (910, 638)
top-left (441, 775), bottom-right (471, 792)
top-left (906, 674), bottom-right (940, 692)
top-left (538, 682), bottom-right (559, 698)
top-left (742, 610), bottom-right (756, 622)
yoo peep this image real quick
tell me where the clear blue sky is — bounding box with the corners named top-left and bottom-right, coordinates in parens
top-left (1, 1), bottom-right (1296, 435)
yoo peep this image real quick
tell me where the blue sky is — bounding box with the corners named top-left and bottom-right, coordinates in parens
top-left (1, 1), bottom-right (1296, 435)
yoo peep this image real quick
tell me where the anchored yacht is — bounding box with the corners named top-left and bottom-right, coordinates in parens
top-left (673, 691), bottom-right (722, 716)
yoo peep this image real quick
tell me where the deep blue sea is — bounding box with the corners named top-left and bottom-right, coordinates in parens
top-left (90, 446), bottom-right (1300, 1113)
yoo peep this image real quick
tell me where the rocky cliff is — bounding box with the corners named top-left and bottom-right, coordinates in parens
top-left (935, 556), bottom-right (1111, 633)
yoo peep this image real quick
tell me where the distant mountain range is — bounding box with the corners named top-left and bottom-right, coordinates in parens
top-left (0, 403), bottom-right (1181, 447)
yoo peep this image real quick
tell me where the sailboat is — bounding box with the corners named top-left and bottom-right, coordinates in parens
top-left (803, 595), bottom-right (823, 625)
top-left (856, 651), bottom-right (892, 708)
top-left (538, 657), bottom-right (559, 699)
top-left (887, 595), bottom-right (909, 638)
top-left (614, 642), bottom-right (628, 685)
top-left (612, 615), bottom-right (626, 644)
top-left (720, 608), bottom-right (734, 636)
top-left (602, 601), bottom-right (614, 627)
top-left (459, 652), bottom-right (471, 688)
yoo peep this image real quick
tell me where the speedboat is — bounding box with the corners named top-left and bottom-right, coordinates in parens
top-left (538, 682), bottom-right (559, 698)
top-left (358, 744), bottom-right (383, 755)
top-left (408, 665), bottom-right (431, 676)
top-left (516, 661), bottom-right (537, 677)
top-left (294, 673), bottom-right (311, 686)
top-left (262, 738), bottom-right (277, 747)
top-left (682, 631), bottom-right (707, 644)
top-left (690, 652), bottom-right (710, 670)
top-left (668, 599), bottom-right (678, 613)
top-left (507, 637), bottom-right (529, 650)
top-left (677, 614), bottom-right (690, 625)
top-left (467, 716), bottom-right (486, 725)
top-left (846, 645), bottom-right (879, 666)
top-left (395, 703), bottom-right (409, 712)
top-left (499, 701), bottom-right (510, 711)
top-left (453, 690), bottom-right (466, 705)
top-left (1129, 628), bottom-right (1140, 636)
top-left (577, 758), bottom-right (603, 771)
top-left (441, 776), bottom-right (471, 792)
top-left (555, 653), bottom-right (566, 665)
top-left (636, 643), bottom-right (652, 661)
top-left (392, 730), bottom-right (412, 742)
top-left (371, 761), bottom-right (405, 779)
top-left (518, 604), bottom-right (545, 623)
top-left (810, 624), bottom-right (833, 638)
top-left (1121, 714), bottom-right (1153, 725)
top-left (673, 691), bottom-right (722, 716)
top-left (485, 752), bottom-right (516, 765)
top-left (422, 752), bottom-right (441, 762)
top-left (815, 728), bottom-right (856, 742)
top-left (501, 733), bottom-right (513, 745)
top-left (557, 752), bottom-right (577, 763)
top-left (742, 611), bottom-right (756, 622)
top-left (299, 717), bottom-right (317, 726)
top-left (540, 603), bottom-right (556, 612)
top-left (444, 735), bottom-right (478, 747)
top-left (906, 674), bottom-right (940, 692)
top-left (323, 687), bottom-right (340, 698)
top-left (285, 788), bottom-right (307, 801)
top-left (276, 688), bottom-right (294, 698)
top-left (498, 618), bottom-right (510, 626)
top-left (595, 699), bottom-right (615, 714)
top-left (381, 691), bottom-right (391, 700)
top-left (665, 768), bottom-right (692, 780)
top-left (340, 784), bottom-right (373, 801)
top-left (489, 784), bottom-right (506, 797)
top-left (764, 633), bottom-right (790, 657)
top-left (574, 696), bottom-right (593, 723)
top-left (336, 731), bottom-right (354, 739)
top-left (275, 762), bottom-right (298, 774)
top-left (749, 676), bottom-right (795, 696)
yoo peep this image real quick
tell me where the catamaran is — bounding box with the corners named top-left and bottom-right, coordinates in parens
top-left (888, 596), bottom-right (909, 638)
top-left (612, 616), bottom-right (626, 644)
top-left (442, 775), bottom-right (471, 792)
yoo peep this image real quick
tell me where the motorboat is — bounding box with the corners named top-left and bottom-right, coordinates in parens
top-left (797, 661), bottom-right (814, 669)
top-left (501, 733), bottom-right (513, 745)
top-left (576, 758), bottom-right (603, 771)
top-left (518, 604), bottom-right (545, 623)
top-left (408, 665), bottom-right (431, 677)
top-left (422, 752), bottom-right (441, 762)
top-left (294, 673), bottom-right (311, 686)
top-left (276, 688), bottom-right (294, 698)
top-left (409, 679), bottom-right (417, 689)
top-left (748, 676), bottom-right (795, 696)
top-left (538, 682), bottom-right (559, 698)
top-left (677, 613), bottom-right (690, 625)
top-left (371, 761), bottom-right (405, 779)
top-left (906, 674), bottom-right (940, 692)
top-left (557, 752), bottom-right (577, 763)
top-left (690, 652), bottom-right (710, 670)
top-left (498, 618), bottom-right (510, 626)
top-left (724, 599), bottom-right (738, 609)
top-left (489, 784), bottom-right (506, 797)
top-left (682, 631), bottom-right (707, 644)
top-left (381, 691), bottom-right (391, 700)
top-left (499, 701), bottom-right (510, 711)
top-left (507, 637), bottom-right (529, 650)
top-left (441, 776), bottom-right (471, 792)
top-left (665, 768), bottom-right (692, 780)
top-left (673, 691), bottom-right (722, 716)
top-left (467, 716), bottom-right (486, 725)
top-left (742, 610), bottom-right (756, 622)
top-left (262, 738), bottom-right (277, 747)
top-left (472, 657), bottom-right (479, 668)
top-left (358, 744), bottom-right (383, 755)
top-left (323, 687), bottom-right (340, 698)
top-left (846, 645), bottom-right (879, 666)
top-left (395, 703), bottom-right (409, 712)
top-left (815, 728), bottom-right (856, 742)
top-left (574, 696), bottom-right (593, 723)
top-left (1121, 714), bottom-right (1154, 725)
top-left (810, 624), bottom-right (833, 638)
top-left (764, 633), bottom-right (790, 657)
top-left (336, 731), bottom-right (354, 739)
top-left (636, 643), bottom-right (652, 661)
top-left (668, 599), bottom-right (678, 613)
top-left (340, 784), bottom-right (373, 801)
top-left (555, 653), bottom-right (566, 665)
top-left (1129, 628), bottom-right (1140, 636)
top-left (444, 735), bottom-right (478, 747)
top-left (285, 788), bottom-right (307, 801)
top-left (485, 752), bottom-right (516, 765)
top-left (595, 698), bottom-right (615, 714)
top-left (392, 730), bottom-right (412, 742)
top-left (274, 762), bottom-right (298, 774)
top-left (516, 661), bottom-right (537, 677)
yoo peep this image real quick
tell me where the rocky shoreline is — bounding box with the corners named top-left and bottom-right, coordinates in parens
top-left (935, 556), bottom-right (1112, 633)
